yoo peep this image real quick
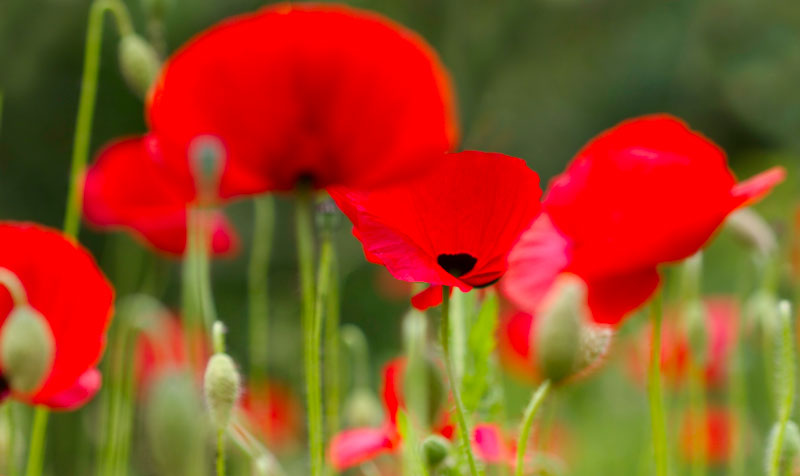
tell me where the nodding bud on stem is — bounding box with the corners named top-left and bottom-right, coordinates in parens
top-left (204, 321), bottom-right (240, 430)
top-left (422, 434), bottom-right (451, 469)
top-left (535, 274), bottom-right (611, 383)
top-left (118, 34), bottom-right (161, 99)
top-left (726, 208), bottom-right (778, 259)
top-left (0, 305), bottom-right (55, 394)
top-left (189, 135), bottom-right (226, 203)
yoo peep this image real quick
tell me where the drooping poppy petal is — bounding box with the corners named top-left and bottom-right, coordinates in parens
top-left (410, 285), bottom-right (448, 311)
top-left (331, 151), bottom-right (542, 294)
top-left (83, 136), bottom-right (239, 256)
top-left (328, 425), bottom-right (397, 471)
top-left (147, 3), bottom-right (458, 192)
top-left (545, 114), bottom-right (784, 279)
top-left (0, 222), bottom-right (114, 409)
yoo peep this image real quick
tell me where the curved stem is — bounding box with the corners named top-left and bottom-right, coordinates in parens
top-left (515, 379), bottom-right (552, 476)
top-left (248, 196), bottom-right (275, 384)
top-left (296, 189), bottom-right (324, 476)
top-left (24, 408), bottom-right (48, 476)
top-left (440, 287), bottom-right (481, 476)
top-left (648, 291), bottom-right (668, 476)
top-left (0, 268), bottom-right (27, 305)
top-left (62, 0), bottom-right (132, 239)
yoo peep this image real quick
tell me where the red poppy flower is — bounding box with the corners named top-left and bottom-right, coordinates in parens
top-left (472, 422), bottom-right (571, 473)
top-left (329, 357), bottom-right (517, 471)
top-left (679, 406), bottom-right (735, 465)
top-left (330, 151), bottom-right (542, 310)
top-left (239, 380), bottom-right (303, 452)
top-left (503, 115), bottom-right (784, 325)
top-left (0, 222), bottom-right (114, 409)
top-left (627, 297), bottom-right (738, 388)
top-left (83, 3), bottom-right (457, 254)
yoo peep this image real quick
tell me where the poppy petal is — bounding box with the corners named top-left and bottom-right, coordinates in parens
top-left (148, 3), bottom-right (458, 191)
top-left (328, 425), bottom-right (396, 471)
top-left (472, 423), bottom-right (509, 463)
top-left (83, 136), bottom-right (239, 256)
top-left (35, 368), bottom-right (101, 410)
top-left (331, 151), bottom-right (542, 288)
top-left (583, 268), bottom-right (661, 326)
top-left (731, 166), bottom-right (786, 207)
top-left (411, 285), bottom-right (447, 310)
top-left (0, 223), bottom-right (113, 406)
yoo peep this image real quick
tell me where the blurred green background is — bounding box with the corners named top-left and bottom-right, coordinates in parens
top-left (2, 0), bottom-right (800, 474)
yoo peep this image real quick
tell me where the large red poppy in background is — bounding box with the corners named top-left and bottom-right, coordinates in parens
top-left (503, 115), bottom-right (784, 326)
top-left (0, 222), bottom-right (114, 409)
top-left (83, 2), bottom-right (458, 255)
top-left (331, 151), bottom-right (542, 309)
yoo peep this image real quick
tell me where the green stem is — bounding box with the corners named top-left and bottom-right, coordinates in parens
top-left (217, 429), bottom-right (226, 476)
top-left (687, 362), bottom-right (707, 476)
top-left (6, 403), bottom-right (16, 476)
top-left (248, 196), bottom-right (275, 384)
top-left (24, 408), bottom-right (48, 476)
top-left (296, 189), bottom-right (324, 476)
top-left (515, 379), bottom-right (552, 476)
top-left (767, 302), bottom-right (795, 476)
top-left (341, 325), bottom-right (370, 390)
top-left (648, 291), bottom-right (668, 476)
top-left (440, 287), bottom-right (480, 476)
top-left (728, 301), bottom-right (747, 476)
top-left (324, 233), bottom-right (341, 440)
top-left (62, 0), bottom-right (132, 239)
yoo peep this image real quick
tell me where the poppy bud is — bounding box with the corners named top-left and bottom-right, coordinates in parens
top-left (146, 373), bottom-right (207, 476)
top-left (343, 388), bottom-right (383, 427)
top-left (0, 305), bottom-right (55, 394)
top-left (535, 275), bottom-right (586, 383)
top-left (118, 34), bottom-right (160, 99)
top-left (204, 353), bottom-right (241, 430)
top-left (765, 421), bottom-right (800, 474)
top-left (422, 434), bottom-right (451, 469)
top-left (189, 135), bottom-right (225, 202)
top-left (574, 322), bottom-right (613, 377)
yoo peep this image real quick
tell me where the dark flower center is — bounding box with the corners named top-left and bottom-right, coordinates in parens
top-left (437, 253), bottom-right (477, 278)
top-left (0, 375), bottom-right (10, 401)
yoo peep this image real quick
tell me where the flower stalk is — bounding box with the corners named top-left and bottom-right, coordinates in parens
top-left (648, 290), bottom-right (668, 476)
top-left (766, 301), bottom-right (795, 476)
top-left (516, 379), bottom-right (552, 476)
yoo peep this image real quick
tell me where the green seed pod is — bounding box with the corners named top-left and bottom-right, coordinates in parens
top-left (118, 34), bottom-right (161, 99)
top-left (422, 434), bottom-right (451, 469)
top-left (204, 353), bottom-right (241, 430)
top-left (0, 305), bottom-right (54, 394)
top-left (344, 388), bottom-right (384, 428)
top-left (535, 276), bottom-right (585, 383)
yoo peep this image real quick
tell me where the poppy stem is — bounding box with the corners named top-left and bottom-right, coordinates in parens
top-left (295, 188), bottom-right (325, 476)
top-left (766, 301), bottom-right (795, 476)
top-left (440, 287), bottom-right (481, 476)
top-left (648, 290), bottom-right (668, 476)
top-left (6, 403), bottom-right (17, 476)
top-left (62, 0), bottom-right (133, 239)
top-left (687, 361), bottom-right (707, 476)
top-left (216, 428), bottom-right (225, 476)
top-left (322, 224), bottom-right (342, 440)
top-left (515, 379), bottom-right (552, 476)
top-left (248, 196), bottom-right (275, 384)
top-left (24, 407), bottom-right (48, 476)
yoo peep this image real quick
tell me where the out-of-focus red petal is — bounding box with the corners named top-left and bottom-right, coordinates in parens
top-left (496, 310), bottom-right (538, 383)
top-left (704, 297), bottom-right (738, 386)
top-left (411, 285), bottom-right (448, 310)
top-left (382, 359), bottom-right (406, 424)
top-left (472, 423), bottom-right (510, 463)
top-left (148, 3), bottom-right (458, 191)
top-left (502, 214), bottom-right (571, 315)
top-left (35, 368), bottom-right (101, 410)
top-left (731, 166), bottom-right (786, 207)
top-left (240, 381), bottom-right (303, 451)
top-left (679, 407), bottom-right (734, 465)
top-left (331, 151), bottom-right (542, 289)
top-left (0, 223), bottom-right (113, 407)
top-left (328, 425), bottom-right (397, 471)
top-left (83, 137), bottom-right (239, 257)
top-left (582, 268), bottom-right (661, 326)
top-left (545, 115), bottom-right (782, 278)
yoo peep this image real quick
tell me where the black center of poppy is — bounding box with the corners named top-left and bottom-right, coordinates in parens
top-left (0, 375), bottom-right (10, 401)
top-left (437, 253), bottom-right (477, 278)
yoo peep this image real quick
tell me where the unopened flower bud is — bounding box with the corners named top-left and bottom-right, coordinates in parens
top-left (146, 373), bottom-right (207, 476)
top-left (535, 275), bottom-right (585, 383)
top-left (204, 353), bottom-right (241, 430)
top-left (118, 34), bottom-right (161, 99)
top-left (422, 434), bottom-right (451, 468)
top-left (0, 305), bottom-right (54, 394)
top-left (574, 322), bottom-right (613, 377)
top-left (344, 388), bottom-right (383, 427)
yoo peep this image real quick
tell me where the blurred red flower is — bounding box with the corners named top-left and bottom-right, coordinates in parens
top-left (627, 297), bottom-right (738, 389)
top-left (331, 151), bottom-right (542, 310)
top-left (503, 115), bottom-right (784, 325)
top-left (679, 406), bottom-right (735, 465)
top-left (83, 3), bottom-right (457, 256)
top-left (0, 222), bottom-right (114, 409)
top-left (239, 380), bottom-right (303, 452)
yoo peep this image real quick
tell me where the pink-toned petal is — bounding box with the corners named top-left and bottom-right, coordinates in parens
top-left (35, 368), bottom-right (101, 410)
top-left (472, 423), bottom-right (509, 463)
top-left (731, 166), bottom-right (786, 207)
top-left (328, 425), bottom-right (396, 471)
